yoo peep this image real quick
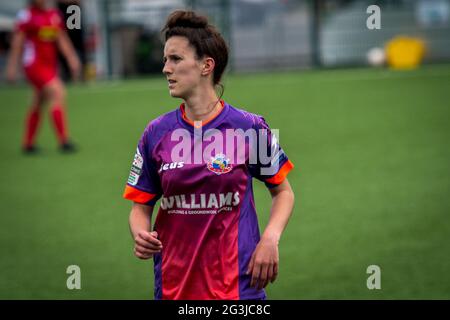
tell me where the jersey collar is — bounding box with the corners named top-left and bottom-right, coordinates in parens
top-left (179, 100), bottom-right (226, 129)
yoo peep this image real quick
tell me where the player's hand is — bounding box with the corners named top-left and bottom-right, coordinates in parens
top-left (246, 234), bottom-right (279, 290)
top-left (133, 230), bottom-right (163, 260)
top-left (69, 57), bottom-right (81, 82)
top-left (6, 65), bottom-right (17, 83)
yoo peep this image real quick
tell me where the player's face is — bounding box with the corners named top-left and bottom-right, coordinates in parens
top-left (163, 36), bottom-right (205, 99)
top-left (31, 0), bottom-right (47, 8)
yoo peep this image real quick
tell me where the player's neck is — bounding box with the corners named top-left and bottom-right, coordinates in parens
top-left (183, 88), bottom-right (222, 123)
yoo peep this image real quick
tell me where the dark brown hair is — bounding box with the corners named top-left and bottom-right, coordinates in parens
top-left (162, 10), bottom-right (229, 86)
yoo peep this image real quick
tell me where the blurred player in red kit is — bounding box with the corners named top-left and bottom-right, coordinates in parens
top-left (5, 0), bottom-right (80, 154)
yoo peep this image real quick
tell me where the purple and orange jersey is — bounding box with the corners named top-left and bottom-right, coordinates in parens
top-left (123, 101), bottom-right (294, 300)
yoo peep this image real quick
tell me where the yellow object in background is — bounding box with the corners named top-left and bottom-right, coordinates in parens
top-left (84, 62), bottom-right (97, 81)
top-left (385, 36), bottom-right (426, 70)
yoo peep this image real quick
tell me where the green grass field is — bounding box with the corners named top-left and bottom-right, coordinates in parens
top-left (1, 65), bottom-right (449, 299)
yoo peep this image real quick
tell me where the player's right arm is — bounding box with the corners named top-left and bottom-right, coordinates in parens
top-left (56, 30), bottom-right (81, 81)
top-left (129, 202), bottom-right (163, 260)
top-left (5, 31), bottom-right (25, 83)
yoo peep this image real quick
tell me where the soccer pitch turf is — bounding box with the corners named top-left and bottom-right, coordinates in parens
top-left (0, 65), bottom-right (449, 299)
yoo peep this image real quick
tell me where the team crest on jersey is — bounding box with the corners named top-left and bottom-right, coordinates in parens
top-left (207, 153), bottom-right (232, 175)
top-left (38, 26), bottom-right (59, 41)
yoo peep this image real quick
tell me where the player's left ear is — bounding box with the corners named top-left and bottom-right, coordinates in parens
top-left (201, 57), bottom-right (215, 77)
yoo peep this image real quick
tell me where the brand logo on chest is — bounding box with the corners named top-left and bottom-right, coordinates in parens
top-left (159, 161), bottom-right (184, 172)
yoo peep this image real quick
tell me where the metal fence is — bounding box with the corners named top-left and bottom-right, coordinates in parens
top-left (319, 0), bottom-right (450, 66)
top-left (103, 0), bottom-right (450, 75)
top-left (0, 0), bottom-right (449, 80)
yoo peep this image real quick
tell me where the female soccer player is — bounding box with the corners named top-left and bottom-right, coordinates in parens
top-left (123, 10), bottom-right (295, 300)
top-left (6, 0), bottom-right (80, 153)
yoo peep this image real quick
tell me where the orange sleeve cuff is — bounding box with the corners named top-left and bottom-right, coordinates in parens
top-left (265, 160), bottom-right (294, 185)
top-left (123, 185), bottom-right (156, 204)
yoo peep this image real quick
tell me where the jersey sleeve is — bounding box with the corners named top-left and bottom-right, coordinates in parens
top-left (123, 127), bottom-right (162, 206)
top-left (248, 116), bottom-right (294, 188)
top-left (15, 9), bottom-right (31, 33)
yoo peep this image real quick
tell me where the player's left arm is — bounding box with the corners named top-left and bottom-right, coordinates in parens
top-left (56, 30), bottom-right (81, 80)
top-left (5, 30), bottom-right (25, 83)
top-left (247, 178), bottom-right (295, 290)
